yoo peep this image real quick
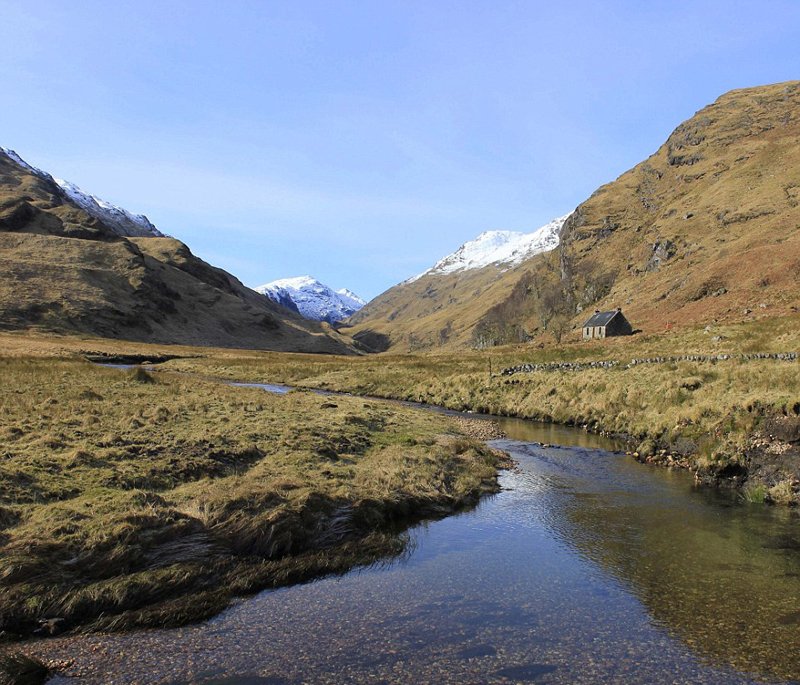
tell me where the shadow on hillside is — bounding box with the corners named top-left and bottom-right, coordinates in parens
top-left (351, 329), bottom-right (391, 353)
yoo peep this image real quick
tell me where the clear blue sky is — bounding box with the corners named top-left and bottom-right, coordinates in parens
top-left (2, 1), bottom-right (799, 299)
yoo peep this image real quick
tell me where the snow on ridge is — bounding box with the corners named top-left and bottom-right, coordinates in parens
top-left (336, 288), bottom-right (367, 307)
top-left (1, 146), bottom-right (163, 238)
top-left (1, 147), bottom-right (43, 175)
top-left (263, 275), bottom-right (320, 291)
top-left (406, 214), bottom-right (569, 283)
top-left (255, 275), bottom-right (366, 323)
top-left (53, 177), bottom-right (163, 238)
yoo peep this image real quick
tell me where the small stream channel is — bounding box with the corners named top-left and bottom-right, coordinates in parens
top-left (34, 369), bottom-right (800, 684)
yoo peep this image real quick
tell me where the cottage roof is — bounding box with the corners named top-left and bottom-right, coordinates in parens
top-left (582, 310), bottom-right (622, 327)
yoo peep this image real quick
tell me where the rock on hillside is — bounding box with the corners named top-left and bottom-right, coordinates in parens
top-left (0, 147), bottom-right (354, 353)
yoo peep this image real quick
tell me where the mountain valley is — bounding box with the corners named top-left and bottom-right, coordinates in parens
top-left (4, 5), bottom-right (800, 682)
top-left (0, 149), bottom-right (354, 353)
top-left (349, 81), bottom-right (800, 351)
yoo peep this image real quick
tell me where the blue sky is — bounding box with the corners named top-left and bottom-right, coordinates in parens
top-left (2, 1), bottom-right (799, 299)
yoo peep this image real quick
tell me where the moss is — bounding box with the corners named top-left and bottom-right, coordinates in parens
top-left (637, 439), bottom-right (657, 459)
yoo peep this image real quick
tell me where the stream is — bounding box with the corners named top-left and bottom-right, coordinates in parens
top-left (32, 371), bottom-right (800, 683)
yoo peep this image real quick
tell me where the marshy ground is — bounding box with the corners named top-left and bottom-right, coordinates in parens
top-left (159, 317), bottom-right (800, 504)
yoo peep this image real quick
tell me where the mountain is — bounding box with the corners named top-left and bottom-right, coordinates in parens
top-left (255, 275), bottom-right (366, 323)
top-left (0, 148), bottom-right (354, 353)
top-left (345, 216), bottom-right (568, 351)
top-left (350, 81), bottom-right (800, 350)
top-left (0, 148), bottom-right (163, 238)
top-left (473, 80), bottom-right (800, 344)
top-left (407, 216), bottom-right (566, 282)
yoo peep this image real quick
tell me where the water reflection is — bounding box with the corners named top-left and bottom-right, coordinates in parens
top-left (494, 416), bottom-right (622, 451)
top-left (32, 430), bottom-right (800, 684)
top-left (228, 381), bottom-right (292, 394)
top-left (518, 439), bottom-right (800, 681)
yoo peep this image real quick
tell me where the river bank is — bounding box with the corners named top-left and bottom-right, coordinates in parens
top-left (15, 428), bottom-right (800, 684)
top-left (0, 357), bottom-right (509, 656)
top-left (1, 329), bottom-right (798, 681)
top-left (3, 325), bottom-right (798, 503)
top-left (160, 338), bottom-right (800, 505)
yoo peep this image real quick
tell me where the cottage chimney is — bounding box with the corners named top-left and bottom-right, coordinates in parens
top-left (594, 309), bottom-right (600, 314)
top-left (616, 307), bottom-right (621, 312)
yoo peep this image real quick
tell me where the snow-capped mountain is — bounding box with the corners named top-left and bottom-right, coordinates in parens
top-left (407, 214), bottom-right (569, 282)
top-left (0, 147), bottom-right (163, 238)
top-left (255, 275), bottom-right (367, 323)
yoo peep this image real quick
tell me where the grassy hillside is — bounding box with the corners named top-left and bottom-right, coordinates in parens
top-left (344, 264), bottom-right (530, 351)
top-left (554, 80), bottom-right (800, 335)
top-left (349, 81), bottom-right (800, 350)
top-left (0, 149), bottom-right (353, 353)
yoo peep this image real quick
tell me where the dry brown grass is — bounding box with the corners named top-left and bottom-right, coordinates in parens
top-left (0, 150), bottom-right (354, 354)
top-left (153, 318), bottom-right (800, 502)
top-left (0, 356), bottom-right (505, 638)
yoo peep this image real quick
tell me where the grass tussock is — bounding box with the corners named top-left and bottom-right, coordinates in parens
top-left (741, 484), bottom-right (768, 504)
top-left (0, 358), bottom-right (506, 637)
top-left (126, 367), bottom-right (156, 384)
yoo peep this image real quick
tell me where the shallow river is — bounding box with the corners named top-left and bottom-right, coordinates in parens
top-left (37, 416), bottom-right (800, 684)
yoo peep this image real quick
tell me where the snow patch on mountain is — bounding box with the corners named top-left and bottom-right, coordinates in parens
top-left (53, 177), bottom-right (163, 238)
top-left (1, 147), bottom-right (163, 238)
top-left (335, 288), bottom-right (367, 311)
top-left (255, 275), bottom-right (366, 323)
top-left (1, 147), bottom-right (41, 175)
top-left (407, 214), bottom-right (569, 282)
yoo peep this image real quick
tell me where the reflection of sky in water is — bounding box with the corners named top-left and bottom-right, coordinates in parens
top-left (228, 381), bottom-right (292, 394)
top-left (40, 430), bottom-right (800, 685)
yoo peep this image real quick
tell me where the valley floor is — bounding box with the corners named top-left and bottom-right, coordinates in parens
top-left (0, 336), bottom-right (507, 654)
top-left (0, 318), bottom-right (797, 676)
top-left (160, 316), bottom-right (800, 505)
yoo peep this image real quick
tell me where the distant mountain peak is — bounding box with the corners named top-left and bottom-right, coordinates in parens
top-left (255, 275), bottom-right (366, 323)
top-left (264, 275), bottom-right (338, 292)
top-left (407, 215), bottom-right (569, 282)
top-left (336, 287), bottom-right (366, 304)
top-left (0, 147), bottom-right (164, 238)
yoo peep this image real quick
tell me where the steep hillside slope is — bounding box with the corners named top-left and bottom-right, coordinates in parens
top-left (0, 149), bottom-right (353, 352)
top-left (346, 216), bottom-right (568, 351)
top-left (353, 81), bottom-right (800, 350)
top-left (550, 80), bottom-right (800, 336)
top-left (0, 147), bottom-right (163, 238)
